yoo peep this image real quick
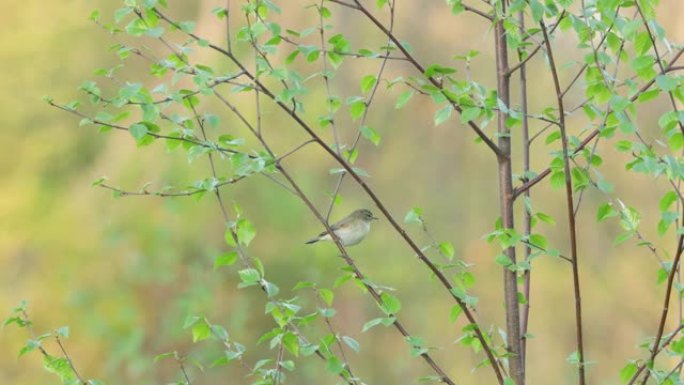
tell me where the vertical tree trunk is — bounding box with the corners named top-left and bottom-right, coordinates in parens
top-left (494, 12), bottom-right (524, 385)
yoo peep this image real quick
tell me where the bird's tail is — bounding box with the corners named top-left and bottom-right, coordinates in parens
top-left (304, 238), bottom-right (319, 244)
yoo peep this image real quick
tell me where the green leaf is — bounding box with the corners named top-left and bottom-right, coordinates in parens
top-left (153, 352), bottom-right (177, 362)
top-left (55, 326), bottom-right (69, 338)
top-left (91, 176), bottom-right (108, 187)
top-left (306, 49), bottom-right (320, 62)
top-left (360, 75), bottom-right (377, 93)
top-left (214, 252), bottom-right (238, 269)
top-left (114, 7), bottom-right (133, 23)
top-left (349, 101), bottom-right (366, 120)
top-left (282, 332), bottom-right (299, 356)
top-left (362, 317), bottom-right (384, 332)
top-left (129, 123), bottom-right (148, 141)
top-left (637, 89), bottom-right (660, 103)
top-left (655, 75), bottom-right (678, 92)
top-left (125, 18), bottom-right (149, 36)
top-left (224, 228), bottom-right (236, 247)
top-left (596, 179), bottom-right (614, 194)
top-left (597, 203), bottom-right (617, 222)
top-left (535, 212), bottom-right (555, 225)
top-left (614, 231), bottom-right (635, 245)
top-left (380, 292), bottom-right (401, 315)
top-left (669, 133), bottom-right (684, 151)
top-left (236, 218), bottom-right (256, 246)
top-left (89, 9), bottom-right (101, 21)
top-left (660, 191), bottom-right (678, 212)
top-left (620, 362), bottom-right (638, 383)
top-left (319, 288), bottom-right (334, 306)
top-left (19, 340), bottom-right (40, 357)
top-left (192, 319), bottom-right (211, 342)
top-left (342, 336), bottom-right (360, 352)
top-left (634, 32), bottom-right (652, 56)
top-left (434, 105), bottom-right (453, 126)
top-left (529, 0), bottom-right (544, 21)
top-left (326, 356), bottom-right (344, 374)
top-left (395, 90), bottom-right (414, 109)
top-left (460, 107), bottom-right (481, 123)
top-left (319, 6), bottom-right (332, 18)
top-left (438, 242), bottom-right (455, 259)
top-left (550, 171), bottom-right (565, 189)
top-left (360, 125), bottom-right (381, 146)
top-left (545, 131), bottom-right (561, 144)
top-left (404, 207), bottom-right (423, 225)
top-left (529, 234), bottom-right (547, 249)
top-left (424, 64), bottom-right (456, 78)
top-left (495, 253), bottom-right (513, 268)
top-left (178, 21), bottom-right (196, 33)
top-left (43, 354), bottom-right (76, 382)
top-left (615, 140), bottom-right (632, 152)
top-left (319, 307), bottom-right (336, 317)
top-left (566, 350), bottom-right (581, 365)
top-left (449, 305), bottom-right (462, 322)
top-left (238, 268), bottom-right (261, 286)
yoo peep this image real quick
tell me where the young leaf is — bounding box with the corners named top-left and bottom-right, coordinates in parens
top-left (214, 252), bottom-right (238, 268)
top-left (380, 292), bottom-right (401, 315)
top-left (404, 207), bottom-right (423, 225)
top-left (360, 75), bottom-right (377, 93)
top-left (342, 336), bottom-right (360, 352)
top-left (236, 218), bottom-right (256, 246)
top-left (434, 105), bottom-right (453, 126)
top-left (438, 242), bottom-right (455, 259)
top-left (395, 90), bottom-right (414, 109)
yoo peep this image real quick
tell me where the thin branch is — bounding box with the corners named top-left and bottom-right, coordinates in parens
top-left (507, 11), bottom-right (567, 76)
top-left (55, 336), bottom-right (87, 385)
top-left (175, 353), bottom-right (192, 385)
top-left (627, 324), bottom-right (684, 384)
top-left (275, 162), bottom-right (458, 385)
top-left (513, 45), bottom-right (684, 199)
top-left (662, 358), bottom-right (684, 384)
top-left (98, 176), bottom-right (245, 197)
top-left (18, 310), bottom-right (86, 385)
top-left (635, 1), bottom-right (684, 138)
top-left (152, 9), bottom-right (505, 382)
top-left (344, 1), bottom-right (505, 159)
top-left (47, 100), bottom-right (248, 159)
top-left (325, 0), bottom-right (395, 222)
top-left (277, 139), bottom-right (317, 162)
top-left (518, 9), bottom-right (533, 368)
top-left (314, 288), bottom-right (359, 385)
top-left (540, 20), bottom-right (586, 385)
top-left (635, 216), bottom-right (684, 385)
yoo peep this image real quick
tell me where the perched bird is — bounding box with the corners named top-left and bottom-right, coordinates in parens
top-left (305, 209), bottom-right (379, 246)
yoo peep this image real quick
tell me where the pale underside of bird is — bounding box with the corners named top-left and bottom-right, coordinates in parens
top-left (305, 209), bottom-right (378, 246)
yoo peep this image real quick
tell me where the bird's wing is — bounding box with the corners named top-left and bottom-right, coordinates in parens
top-left (334, 221), bottom-right (352, 230)
top-left (314, 220), bottom-right (350, 237)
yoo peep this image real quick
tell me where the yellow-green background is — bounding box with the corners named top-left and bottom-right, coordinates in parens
top-left (3, 1), bottom-right (684, 384)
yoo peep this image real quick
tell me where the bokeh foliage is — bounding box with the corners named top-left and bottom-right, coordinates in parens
top-left (3, 1), bottom-right (684, 385)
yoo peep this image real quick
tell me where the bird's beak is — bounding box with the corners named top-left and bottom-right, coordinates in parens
top-left (372, 216), bottom-right (379, 221)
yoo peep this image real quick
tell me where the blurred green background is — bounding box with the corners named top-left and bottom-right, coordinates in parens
top-left (3, 1), bottom-right (684, 384)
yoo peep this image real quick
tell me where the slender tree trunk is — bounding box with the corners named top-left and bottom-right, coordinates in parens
top-left (495, 10), bottom-right (524, 385)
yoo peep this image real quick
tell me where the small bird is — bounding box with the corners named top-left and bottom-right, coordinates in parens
top-left (305, 209), bottom-right (379, 246)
